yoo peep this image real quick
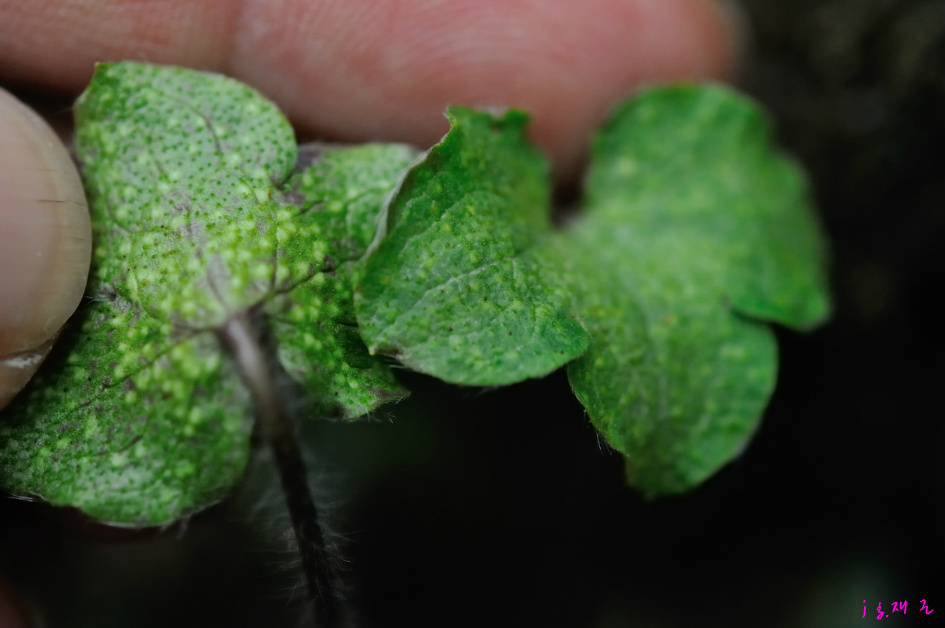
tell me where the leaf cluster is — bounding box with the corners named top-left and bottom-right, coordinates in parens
top-left (0, 63), bottom-right (829, 525)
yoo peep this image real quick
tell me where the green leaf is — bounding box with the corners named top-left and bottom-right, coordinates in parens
top-left (355, 107), bottom-right (589, 385)
top-left (0, 63), bottom-right (408, 525)
top-left (0, 299), bottom-right (252, 526)
top-left (272, 143), bottom-right (419, 418)
top-left (560, 85), bottom-right (831, 496)
top-left (351, 93), bottom-right (828, 498)
top-left (287, 142), bottom-right (421, 262)
top-left (73, 62), bottom-right (297, 329)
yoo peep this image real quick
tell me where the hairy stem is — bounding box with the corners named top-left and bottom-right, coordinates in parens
top-left (219, 311), bottom-right (339, 628)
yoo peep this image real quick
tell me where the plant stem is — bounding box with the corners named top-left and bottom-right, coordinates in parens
top-left (219, 311), bottom-right (339, 628)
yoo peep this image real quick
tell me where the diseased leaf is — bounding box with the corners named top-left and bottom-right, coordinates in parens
top-left (73, 61), bottom-right (297, 329)
top-left (0, 63), bottom-right (408, 525)
top-left (0, 298), bottom-right (251, 526)
top-left (352, 91), bottom-right (828, 496)
top-left (287, 143), bottom-right (421, 263)
top-left (0, 64), bottom-right (831, 526)
top-left (560, 85), bottom-right (831, 496)
top-left (272, 143), bottom-right (419, 418)
top-left (355, 108), bottom-right (589, 385)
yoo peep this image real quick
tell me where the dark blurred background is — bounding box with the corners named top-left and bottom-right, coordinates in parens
top-left (2, 0), bottom-right (943, 626)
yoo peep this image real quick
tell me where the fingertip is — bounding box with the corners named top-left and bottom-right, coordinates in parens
top-left (0, 88), bottom-right (91, 408)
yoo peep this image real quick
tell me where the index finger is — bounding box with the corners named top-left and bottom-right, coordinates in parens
top-left (0, 0), bottom-right (738, 181)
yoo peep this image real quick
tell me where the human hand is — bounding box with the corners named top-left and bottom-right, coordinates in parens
top-left (0, 1), bottom-right (740, 623)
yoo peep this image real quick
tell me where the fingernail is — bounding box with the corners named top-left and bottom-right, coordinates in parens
top-left (0, 88), bottom-right (91, 405)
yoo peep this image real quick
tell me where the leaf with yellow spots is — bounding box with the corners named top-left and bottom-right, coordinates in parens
top-left (0, 63), bottom-right (410, 525)
top-left (0, 64), bottom-right (831, 529)
top-left (0, 297), bottom-right (252, 525)
top-left (353, 88), bottom-right (830, 498)
top-left (355, 108), bottom-right (590, 385)
top-left (556, 85), bottom-right (831, 496)
top-left (272, 143), bottom-right (420, 418)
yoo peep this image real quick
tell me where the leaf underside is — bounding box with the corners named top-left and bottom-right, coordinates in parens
top-left (0, 64), bottom-right (831, 524)
top-left (0, 63), bottom-right (413, 525)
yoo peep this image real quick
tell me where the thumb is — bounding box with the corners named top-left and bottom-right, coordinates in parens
top-left (0, 88), bottom-right (91, 409)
